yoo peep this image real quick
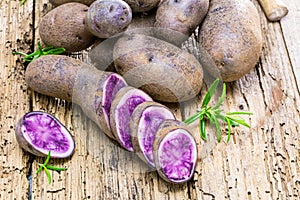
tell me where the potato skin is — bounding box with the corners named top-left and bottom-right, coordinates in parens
top-left (39, 3), bottom-right (95, 52)
top-left (85, 0), bottom-right (132, 38)
top-left (127, 10), bottom-right (156, 31)
top-left (155, 0), bottom-right (209, 36)
top-left (199, 0), bottom-right (263, 82)
top-left (123, 0), bottom-right (160, 13)
top-left (49, 0), bottom-right (95, 6)
top-left (113, 34), bottom-right (203, 102)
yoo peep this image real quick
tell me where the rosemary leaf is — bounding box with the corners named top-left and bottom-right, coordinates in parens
top-left (201, 79), bottom-right (219, 108)
top-left (200, 119), bottom-right (207, 140)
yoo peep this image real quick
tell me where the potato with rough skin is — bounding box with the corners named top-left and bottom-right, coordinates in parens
top-left (49, 0), bottom-right (95, 6)
top-left (113, 34), bottom-right (204, 102)
top-left (39, 3), bottom-right (96, 52)
top-left (85, 0), bottom-right (132, 38)
top-left (25, 55), bottom-right (127, 140)
top-left (155, 0), bottom-right (209, 37)
top-left (123, 0), bottom-right (160, 13)
top-left (199, 0), bottom-right (263, 82)
top-left (127, 10), bottom-right (156, 31)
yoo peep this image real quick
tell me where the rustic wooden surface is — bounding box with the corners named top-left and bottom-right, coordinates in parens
top-left (0, 0), bottom-right (299, 199)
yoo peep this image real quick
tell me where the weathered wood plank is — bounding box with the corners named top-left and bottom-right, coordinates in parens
top-left (0, 0), bottom-right (33, 199)
top-left (280, 0), bottom-right (300, 92)
top-left (1, 0), bottom-right (299, 199)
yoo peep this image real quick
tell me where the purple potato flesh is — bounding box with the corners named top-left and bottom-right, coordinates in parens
top-left (154, 120), bottom-right (197, 183)
top-left (110, 86), bottom-right (152, 151)
top-left (102, 73), bottom-right (128, 132)
top-left (157, 129), bottom-right (197, 182)
top-left (130, 102), bottom-right (175, 168)
top-left (138, 107), bottom-right (175, 167)
top-left (15, 111), bottom-right (75, 158)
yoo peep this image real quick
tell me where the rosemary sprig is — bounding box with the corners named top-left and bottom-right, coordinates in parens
top-left (36, 151), bottom-right (67, 184)
top-left (12, 41), bottom-right (65, 62)
top-left (184, 79), bottom-right (253, 142)
top-left (20, 0), bottom-right (27, 6)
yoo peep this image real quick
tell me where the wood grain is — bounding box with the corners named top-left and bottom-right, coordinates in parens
top-left (0, 0), bottom-right (299, 199)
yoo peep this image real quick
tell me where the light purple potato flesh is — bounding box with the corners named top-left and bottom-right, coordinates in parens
top-left (110, 86), bottom-right (153, 151)
top-left (113, 34), bottom-right (204, 102)
top-left (130, 102), bottom-right (175, 168)
top-left (15, 111), bottom-right (75, 158)
top-left (199, 0), bottom-right (263, 82)
top-left (49, 0), bottom-right (96, 6)
top-left (153, 119), bottom-right (198, 183)
top-left (25, 55), bottom-right (127, 139)
top-left (39, 3), bottom-right (96, 52)
top-left (85, 0), bottom-right (132, 38)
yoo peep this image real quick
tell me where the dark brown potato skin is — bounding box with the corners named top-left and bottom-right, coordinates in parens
top-left (155, 0), bottom-right (209, 36)
top-left (127, 10), bottom-right (156, 31)
top-left (123, 0), bottom-right (160, 13)
top-left (25, 55), bottom-right (122, 139)
top-left (49, 0), bottom-right (95, 6)
top-left (39, 3), bottom-right (96, 52)
top-left (199, 0), bottom-right (263, 82)
top-left (113, 34), bottom-right (204, 102)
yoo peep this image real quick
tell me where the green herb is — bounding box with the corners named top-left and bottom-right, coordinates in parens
top-left (20, 0), bottom-right (27, 6)
top-left (184, 79), bottom-right (252, 142)
top-left (36, 151), bottom-right (67, 184)
top-left (12, 41), bottom-right (65, 62)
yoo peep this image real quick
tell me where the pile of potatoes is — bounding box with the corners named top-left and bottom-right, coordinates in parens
top-left (25, 0), bottom-right (264, 183)
top-left (39, 0), bottom-right (262, 102)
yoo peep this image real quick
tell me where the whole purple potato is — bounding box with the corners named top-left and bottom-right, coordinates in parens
top-left (113, 34), bottom-right (204, 102)
top-left (199, 0), bottom-right (263, 82)
top-left (49, 0), bottom-right (96, 6)
top-left (39, 3), bottom-right (95, 52)
top-left (123, 0), bottom-right (160, 13)
top-left (155, 0), bottom-right (209, 37)
top-left (85, 0), bottom-right (132, 38)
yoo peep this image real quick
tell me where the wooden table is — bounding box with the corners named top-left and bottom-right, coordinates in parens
top-left (1, 0), bottom-right (299, 199)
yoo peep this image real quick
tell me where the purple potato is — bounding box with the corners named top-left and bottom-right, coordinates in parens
top-left (130, 102), bottom-right (175, 168)
top-left (110, 86), bottom-right (153, 151)
top-left (49, 0), bottom-right (96, 6)
top-left (39, 3), bottom-right (96, 52)
top-left (153, 119), bottom-right (198, 183)
top-left (85, 0), bottom-right (132, 38)
top-left (155, 0), bottom-right (209, 37)
top-left (113, 34), bottom-right (204, 102)
top-left (199, 0), bottom-right (263, 82)
top-left (123, 0), bottom-right (160, 13)
top-left (15, 111), bottom-right (75, 158)
top-left (25, 55), bottom-right (127, 139)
